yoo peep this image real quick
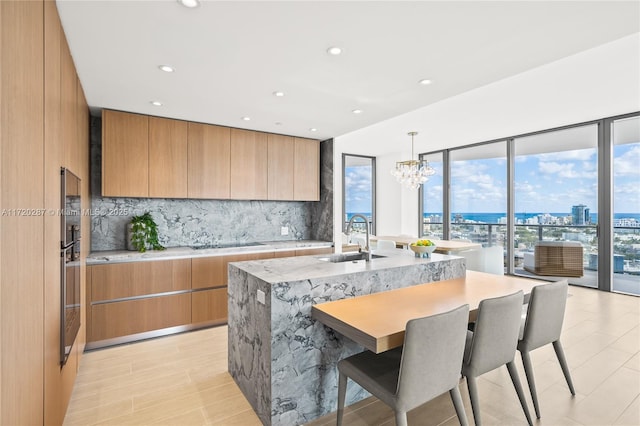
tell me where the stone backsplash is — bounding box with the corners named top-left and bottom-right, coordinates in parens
top-left (90, 198), bottom-right (313, 251)
top-left (89, 116), bottom-right (333, 251)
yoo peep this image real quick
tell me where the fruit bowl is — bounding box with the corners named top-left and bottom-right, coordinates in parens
top-left (410, 241), bottom-right (437, 258)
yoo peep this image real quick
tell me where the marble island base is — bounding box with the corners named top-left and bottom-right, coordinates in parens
top-left (227, 250), bottom-right (465, 425)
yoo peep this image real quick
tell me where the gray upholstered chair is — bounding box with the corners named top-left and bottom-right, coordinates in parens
top-left (518, 279), bottom-right (575, 419)
top-left (462, 291), bottom-right (533, 426)
top-left (337, 305), bottom-right (470, 426)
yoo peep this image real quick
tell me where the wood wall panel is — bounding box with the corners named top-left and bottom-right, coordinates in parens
top-left (267, 134), bottom-right (294, 200)
top-left (187, 123), bottom-right (231, 199)
top-left (149, 116), bottom-right (188, 198)
top-left (61, 34), bottom-right (77, 173)
top-left (0, 1), bottom-right (45, 424)
top-left (43, 1), bottom-right (65, 422)
top-left (91, 294), bottom-right (192, 341)
top-left (91, 259), bottom-right (191, 302)
top-left (77, 76), bottom-right (90, 357)
top-left (192, 288), bottom-right (228, 324)
top-left (294, 138), bottom-right (320, 201)
top-left (230, 128), bottom-right (268, 200)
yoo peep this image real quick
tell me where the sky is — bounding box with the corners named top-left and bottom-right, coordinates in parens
top-left (345, 144), bottom-right (640, 215)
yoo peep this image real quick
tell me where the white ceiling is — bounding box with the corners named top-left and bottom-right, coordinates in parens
top-left (56, 1), bottom-right (640, 141)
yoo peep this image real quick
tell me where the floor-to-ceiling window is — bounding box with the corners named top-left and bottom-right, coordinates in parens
top-left (612, 116), bottom-right (640, 295)
top-left (417, 112), bottom-right (639, 294)
top-left (513, 124), bottom-right (599, 288)
top-left (449, 142), bottom-right (507, 251)
top-left (420, 152), bottom-right (444, 239)
top-left (342, 154), bottom-right (376, 234)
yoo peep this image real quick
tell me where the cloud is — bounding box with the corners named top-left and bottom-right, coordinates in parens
top-left (614, 145), bottom-right (640, 177)
top-left (536, 149), bottom-right (596, 162)
top-left (538, 161), bottom-right (597, 179)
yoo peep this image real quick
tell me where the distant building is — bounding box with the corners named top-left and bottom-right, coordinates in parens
top-left (614, 218), bottom-right (640, 227)
top-left (572, 204), bottom-right (590, 225)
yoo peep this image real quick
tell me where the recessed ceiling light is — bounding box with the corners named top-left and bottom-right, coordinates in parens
top-left (309, 128), bottom-right (317, 132)
top-left (327, 46), bottom-right (342, 55)
top-left (158, 65), bottom-right (175, 73)
top-left (418, 79), bottom-right (433, 85)
top-left (177, 0), bottom-right (200, 8)
top-left (352, 109), bottom-right (362, 114)
top-left (273, 91), bottom-right (285, 97)
top-left (242, 116), bottom-right (251, 121)
top-left (150, 101), bottom-right (163, 106)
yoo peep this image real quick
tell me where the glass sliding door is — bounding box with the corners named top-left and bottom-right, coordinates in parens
top-left (342, 154), bottom-right (376, 234)
top-left (420, 152), bottom-right (444, 239)
top-left (449, 142), bottom-right (507, 253)
top-left (612, 116), bottom-right (640, 295)
top-left (514, 124), bottom-right (598, 288)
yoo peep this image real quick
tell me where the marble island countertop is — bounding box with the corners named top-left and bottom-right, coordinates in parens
top-left (87, 240), bottom-right (333, 264)
top-left (233, 249), bottom-right (459, 284)
top-left (227, 248), bottom-right (466, 425)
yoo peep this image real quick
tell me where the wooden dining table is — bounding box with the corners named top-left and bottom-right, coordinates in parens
top-left (311, 271), bottom-right (544, 354)
top-left (370, 235), bottom-right (482, 253)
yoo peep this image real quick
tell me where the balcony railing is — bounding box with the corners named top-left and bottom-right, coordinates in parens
top-left (422, 221), bottom-right (640, 277)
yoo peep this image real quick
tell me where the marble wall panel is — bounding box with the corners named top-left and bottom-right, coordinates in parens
top-left (310, 139), bottom-right (333, 242)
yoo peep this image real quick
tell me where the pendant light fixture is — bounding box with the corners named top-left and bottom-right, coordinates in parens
top-left (391, 131), bottom-right (435, 189)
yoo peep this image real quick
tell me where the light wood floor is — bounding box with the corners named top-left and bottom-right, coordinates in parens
top-left (64, 285), bottom-right (640, 426)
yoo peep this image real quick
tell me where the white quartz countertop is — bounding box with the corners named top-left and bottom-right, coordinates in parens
top-left (229, 249), bottom-right (460, 284)
top-left (87, 240), bottom-right (333, 265)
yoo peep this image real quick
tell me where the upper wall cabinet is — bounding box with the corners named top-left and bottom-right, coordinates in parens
top-left (294, 137), bottom-right (320, 201)
top-left (149, 116), bottom-right (188, 198)
top-left (188, 122), bottom-right (231, 199)
top-left (267, 134), bottom-right (295, 200)
top-left (101, 110), bottom-right (319, 201)
top-left (230, 128), bottom-right (268, 200)
top-left (102, 110), bottom-right (149, 197)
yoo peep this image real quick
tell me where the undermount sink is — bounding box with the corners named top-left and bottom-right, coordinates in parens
top-left (317, 252), bottom-right (386, 263)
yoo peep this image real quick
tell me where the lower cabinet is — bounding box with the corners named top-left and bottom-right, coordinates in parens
top-left (91, 293), bottom-right (191, 341)
top-left (192, 288), bottom-right (228, 324)
top-left (87, 246), bottom-right (333, 347)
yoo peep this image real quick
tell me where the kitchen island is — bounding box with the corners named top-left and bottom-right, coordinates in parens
top-left (227, 249), bottom-right (465, 425)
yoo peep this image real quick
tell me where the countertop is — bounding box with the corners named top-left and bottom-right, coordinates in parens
top-left (228, 248), bottom-right (459, 284)
top-left (87, 240), bottom-right (333, 265)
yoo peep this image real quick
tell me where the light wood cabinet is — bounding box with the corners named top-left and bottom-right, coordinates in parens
top-left (274, 250), bottom-right (297, 258)
top-left (90, 259), bottom-right (191, 302)
top-left (91, 294), bottom-right (191, 341)
top-left (101, 111), bottom-right (319, 201)
top-left (268, 134), bottom-right (294, 200)
top-left (294, 137), bottom-right (320, 201)
top-left (192, 252), bottom-right (274, 289)
top-left (86, 248), bottom-right (331, 345)
top-left (230, 128), bottom-right (268, 200)
top-left (192, 256), bottom-right (225, 289)
top-left (149, 116), bottom-right (188, 198)
top-left (295, 247), bottom-right (333, 256)
top-left (102, 110), bottom-right (149, 197)
top-left (192, 288), bottom-right (228, 324)
top-left (187, 122), bottom-right (230, 199)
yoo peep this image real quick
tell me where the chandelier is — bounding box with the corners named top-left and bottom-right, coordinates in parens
top-left (391, 131), bottom-right (435, 189)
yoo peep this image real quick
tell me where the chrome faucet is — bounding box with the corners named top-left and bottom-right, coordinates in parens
top-left (346, 214), bottom-right (371, 262)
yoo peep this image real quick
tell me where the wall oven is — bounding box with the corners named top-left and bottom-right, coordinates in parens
top-left (61, 168), bottom-right (81, 365)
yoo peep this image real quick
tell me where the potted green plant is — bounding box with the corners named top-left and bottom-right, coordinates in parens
top-left (127, 212), bottom-right (165, 252)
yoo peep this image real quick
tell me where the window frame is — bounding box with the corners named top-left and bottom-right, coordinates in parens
top-left (342, 153), bottom-right (377, 235)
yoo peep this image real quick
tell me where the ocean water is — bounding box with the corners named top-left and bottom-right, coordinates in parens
top-left (346, 212), bottom-right (640, 224)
